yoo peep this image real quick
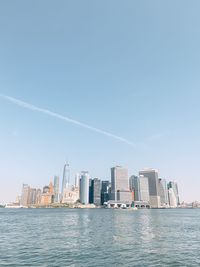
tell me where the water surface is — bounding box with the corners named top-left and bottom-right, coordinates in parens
top-left (0, 208), bottom-right (200, 266)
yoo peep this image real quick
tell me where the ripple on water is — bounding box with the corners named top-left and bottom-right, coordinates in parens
top-left (1, 209), bottom-right (200, 266)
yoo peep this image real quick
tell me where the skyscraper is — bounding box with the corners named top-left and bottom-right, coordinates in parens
top-left (168, 188), bottom-right (177, 208)
top-left (20, 184), bottom-right (30, 206)
top-left (90, 178), bottom-right (101, 206)
top-left (75, 173), bottom-right (80, 188)
top-left (168, 181), bottom-right (179, 206)
top-left (80, 171), bottom-right (90, 204)
top-left (130, 175), bottom-right (149, 202)
top-left (111, 166), bottom-right (131, 202)
top-left (139, 169), bottom-right (160, 208)
top-left (61, 162), bottom-right (70, 201)
top-left (28, 188), bottom-right (37, 205)
top-left (101, 180), bottom-right (110, 205)
top-left (130, 175), bottom-right (140, 201)
top-left (139, 175), bottom-right (149, 202)
top-left (54, 176), bottom-right (59, 203)
top-left (158, 178), bottom-right (169, 207)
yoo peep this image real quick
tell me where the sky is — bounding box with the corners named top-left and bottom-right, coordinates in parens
top-left (1, 0), bottom-right (200, 203)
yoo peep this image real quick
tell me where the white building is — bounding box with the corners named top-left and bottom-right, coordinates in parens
top-left (111, 166), bottom-right (132, 203)
top-left (80, 171), bottom-right (90, 205)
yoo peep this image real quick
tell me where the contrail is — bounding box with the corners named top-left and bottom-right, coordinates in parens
top-left (0, 94), bottom-right (136, 147)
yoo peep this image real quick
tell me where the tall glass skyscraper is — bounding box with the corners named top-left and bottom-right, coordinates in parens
top-left (168, 181), bottom-right (179, 206)
top-left (90, 178), bottom-right (101, 205)
top-left (61, 162), bottom-right (70, 201)
top-left (80, 171), bottom-right (90, 204)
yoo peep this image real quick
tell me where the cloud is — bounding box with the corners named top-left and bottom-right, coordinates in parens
top-left (0, 94), bottom-right (137, 147)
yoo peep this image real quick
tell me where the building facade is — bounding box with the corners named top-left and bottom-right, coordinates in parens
top-left (54, 176), bottom-right (59, 203)
top-left (90, 178), bottom-right (101, 206)
top-left (139, 169), bottom-right (160, 208)
top-left (111, 166), bottom-right (132, 203)
top-left (80, 171), bottom-right (90, 204)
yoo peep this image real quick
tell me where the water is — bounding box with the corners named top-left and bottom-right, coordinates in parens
top-left (0, 208), bottom-right (200, 267)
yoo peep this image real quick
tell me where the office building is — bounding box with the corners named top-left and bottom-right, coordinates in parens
top-left (90, 178), bottom-right (101, 206)
top-left (54, 176), bottom-right (59, 203)
top-left (168, 181), bottom-right (179, 206)
top-left (130, 175), bottom-right (149, 202)
top-left (75, 173), bottom-right (80, 188)
top-left (20, 184), bottom-right (30, 206)
top-left (139, 175), bottom-right (149, 202)
top-left (158, 179), bottom-right (169, 207)
top-left (28, 188), bottom-right (37, 205)
top-left (101, 180), bottom-right (110, 205)
top-left (61, 162), bottom-right (70, 201)
top-left (168, 188), bottom-right (177, 208)
top-left (130, 175), bottom-right (140, 201)
top-left (111, 166), bottom-right (132, 203)
top-left (139, 169), bottom-right (160, 208)
top-left (80, 171), bottom-right (90, 204)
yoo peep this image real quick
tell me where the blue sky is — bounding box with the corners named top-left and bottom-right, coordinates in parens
top-left (1, 0), bottom-right (200, 202)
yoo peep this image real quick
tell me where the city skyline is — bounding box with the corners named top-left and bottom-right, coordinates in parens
top-left (11, 164), bottom-right (180, 209)
top-left (1, 1), bottom-right (200, 202)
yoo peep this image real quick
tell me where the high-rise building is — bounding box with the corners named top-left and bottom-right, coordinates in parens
top-left (20, 184), bottom-right (30, 206)
top-left (139, 169), bottom-right (160, 208)
top-left (54, 176), bottom-right (59, 203)
top-left (101, 181), bottom-right (110, 205)
top-left (158, 179), bottom-right (169, 207)
top-left (36, 189), bottom-right (42, 204)
top-left (130, 175), bottom-right (149, 202)
top-left (111, 166), bottom-right (131, 202)
top-left (130, 175), bottom-right (140, 201)
top-left (168, 188), bottom-right (177, 208)
top-left (89, 178), bottom-right (93, 204)
top-left (168, 181), bottom-right (179, 206)
top-left (75, 173), bottom-right (80, 188)
top-left (90, 178), bottom-right (101, 206)
top-left (80, 171), bottom-right (90, 204)
top-left (139, 175), bottom-right (149, 202)
top-left (61, 162), bottom-right (70, 201)
top-left (28, 188), bottom-right (37, 205)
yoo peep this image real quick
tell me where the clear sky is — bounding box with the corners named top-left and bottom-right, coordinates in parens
top-left (1, 0), bottom-right (200, 203)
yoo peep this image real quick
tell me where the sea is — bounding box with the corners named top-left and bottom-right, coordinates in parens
top-left (0, 208), bottom-right (200, 267)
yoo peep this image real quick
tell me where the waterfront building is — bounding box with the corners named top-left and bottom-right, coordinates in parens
top-left (28, 188), bottom-right (37, 205)
top-left (101, 180), bottom-right (110, 205)
top-left (168, 181), bottom-right (179, 206)
top-left (80, 171), bottom-right (90, 204)
top-left (62, 185), bottom-right (79, 204)
top-left (90, 178), bottom-right (101, 206)
top-left (158, 179), bottom-right (169, 207)
top-left (75, 173), bottom-right (80, 188)
top-left (129, 175), bottom-right (137, 191)
top-left (89, 178), bottom-right (93, 204)
top-left (139, 175), bottom-right (149, 202)
top-left (130, 175), bottom-right (140, 201)
top-left (54, 176), bottom-right (59, 203)
top-left (111, 166), bottom-right (131, 202)
top-left (40, 182), bottom-right (54, 205)
top-left (20, 184), bottom-right (30, 206)
top-left (36, 189), bottom-right (42, 204)
top-left (168, 188), bottom-right (177, 208)
top-left (130, 175), bottom-right (149, 203)
top-left (61, 162), bottom-right (70, 201)
top-left (139, 169), bottom-right (160, 208)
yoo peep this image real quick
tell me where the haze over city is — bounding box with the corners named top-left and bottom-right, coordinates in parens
top-left (1, 1), bottom-right (200, 203)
